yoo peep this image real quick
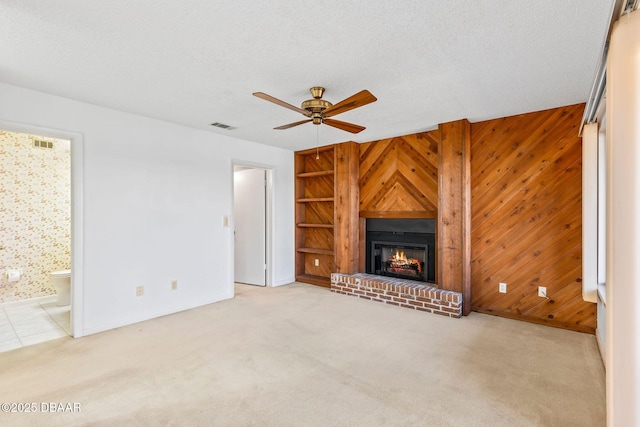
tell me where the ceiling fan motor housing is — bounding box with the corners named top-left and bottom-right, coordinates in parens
top-left (302, 86), bottom-right (332, 124)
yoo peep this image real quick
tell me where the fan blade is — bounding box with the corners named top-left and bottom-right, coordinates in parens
top-left (323, 118), bottom-right (365, 134)
top-left (274, 119), bottom-right (312, 130)
top-left (253, 92), bottom-right (311, 116)
top-left (322, 90), bottom-right (377, 118)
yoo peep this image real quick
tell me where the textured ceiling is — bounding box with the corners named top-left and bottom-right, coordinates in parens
top-left (0, 1), bottom-right (614, 151)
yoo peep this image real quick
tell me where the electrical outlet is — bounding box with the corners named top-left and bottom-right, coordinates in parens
top-left (222, 216), bottom-right (230, 227)
top-left (538, 286), bottom-right (547, 298)
top-left (136, 285), bottom-right (144, 297)
top-left (171, 280), bottom-right (178, 290)
top-left (499, 282), bottom-right (507, 293)
top-left (314, 259), bottom-right (320, 266)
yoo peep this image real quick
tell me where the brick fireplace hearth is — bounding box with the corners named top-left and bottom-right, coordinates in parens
top-left (331, 273), bottom-right (462, 318)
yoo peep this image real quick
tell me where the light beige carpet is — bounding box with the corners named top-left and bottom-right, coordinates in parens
top-left (0, 282), bottom-right (604, 426)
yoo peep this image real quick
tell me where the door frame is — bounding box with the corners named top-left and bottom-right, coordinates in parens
top-left (231, 161), bottom-right (274, 290)
top-left (0, 120), bottom-right (84, 337)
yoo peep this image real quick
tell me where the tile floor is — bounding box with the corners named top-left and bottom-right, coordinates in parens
top-left (0, 296), bottom-right (70, 353)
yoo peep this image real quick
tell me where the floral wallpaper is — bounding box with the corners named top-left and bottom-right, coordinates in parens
top-left (0, 130), bottom-right (71, 303)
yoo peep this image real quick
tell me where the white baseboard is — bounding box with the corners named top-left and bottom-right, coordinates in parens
top-left (272, 277), bottom-right (296, 287)
top-left (81, 293), bottom-right (233, 336)
top-left (596, 327), bottom-right (606, 366)
top-left (1, 294), bottom-right (57, 308)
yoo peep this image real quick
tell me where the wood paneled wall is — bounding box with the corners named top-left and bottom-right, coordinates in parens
top-left (359, 131), bottom-right (439, 218)
top-left (470, 104), bottom-right (596, 333)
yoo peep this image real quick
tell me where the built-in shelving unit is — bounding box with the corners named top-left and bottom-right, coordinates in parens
top-left (295, 142), bottom-right (360, 287)
top-left (294, 145), bottom-right (336, 287)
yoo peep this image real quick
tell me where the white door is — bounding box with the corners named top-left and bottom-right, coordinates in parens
top-left (234, 168), bottom-right (266, 286)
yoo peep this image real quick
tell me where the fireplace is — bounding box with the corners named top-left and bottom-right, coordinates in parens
top-left (366, 218), bottom-right (435, 283)
top-left (373, 243), bottom-right (427, 280)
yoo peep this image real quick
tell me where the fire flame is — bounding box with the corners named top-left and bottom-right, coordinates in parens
top-left (389, 250), bottom-right (422, 273)
top-left (394, 250), bottom-right (407, 262)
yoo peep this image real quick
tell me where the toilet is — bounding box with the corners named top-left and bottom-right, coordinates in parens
top-left (50, 269), bottom-right (71, 306)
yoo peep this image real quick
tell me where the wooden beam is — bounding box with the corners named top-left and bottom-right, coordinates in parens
top-left (438, 119), bottom-right (471, 315)
top-left (359, 210), bottom-right (437, 219)
top-left (334, 142), bottom-right (360, 273)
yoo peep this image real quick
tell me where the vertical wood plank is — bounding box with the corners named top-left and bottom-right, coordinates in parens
top-left (462, 120), bottom-right (472, 315)
top-left (335, 141), bottom-right (360, 273)
top-left (438, 119), bottom-right (471, 314)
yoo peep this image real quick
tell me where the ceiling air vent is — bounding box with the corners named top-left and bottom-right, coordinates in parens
top-left (210, 122), bottom-right (236, 130)
top-left (33, 139), bottom-right (54, 149)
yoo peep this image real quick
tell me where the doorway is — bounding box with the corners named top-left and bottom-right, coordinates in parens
top-left (233, 165), bottom-right (271, 287)
top-left (0, 120), bottom-right (83, 342)
top-left (0, 129), bottom-right (72, 351)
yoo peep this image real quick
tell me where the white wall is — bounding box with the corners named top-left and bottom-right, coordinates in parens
top-left (606, 10), bottom-right (640, 427)
top-left (0, 82), bottom-right (295, 336)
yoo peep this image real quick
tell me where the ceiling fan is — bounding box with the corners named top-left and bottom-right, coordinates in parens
top-left (253, 86), bottom-right (377, 134)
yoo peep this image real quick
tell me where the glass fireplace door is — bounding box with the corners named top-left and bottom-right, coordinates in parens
top-left (372, 242), bottom-right (428, 282)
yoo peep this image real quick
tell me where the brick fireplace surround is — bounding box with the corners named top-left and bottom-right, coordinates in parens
top-left (331, 273), bottom-right (463, 318)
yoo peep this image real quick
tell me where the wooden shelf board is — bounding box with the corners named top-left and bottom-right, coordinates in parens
top-left (297, 170), bottom-right (334, 178)
top-left (296, 223), bottom-right (334, 228)
top-left (295, 145), bottom-right (335, 156)
top-left (296, 274), bottom-right (331, 288)
top-left (296, 197), bottom-right (334, 203)
top-left (297, 247), bottom-right (334, 255)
